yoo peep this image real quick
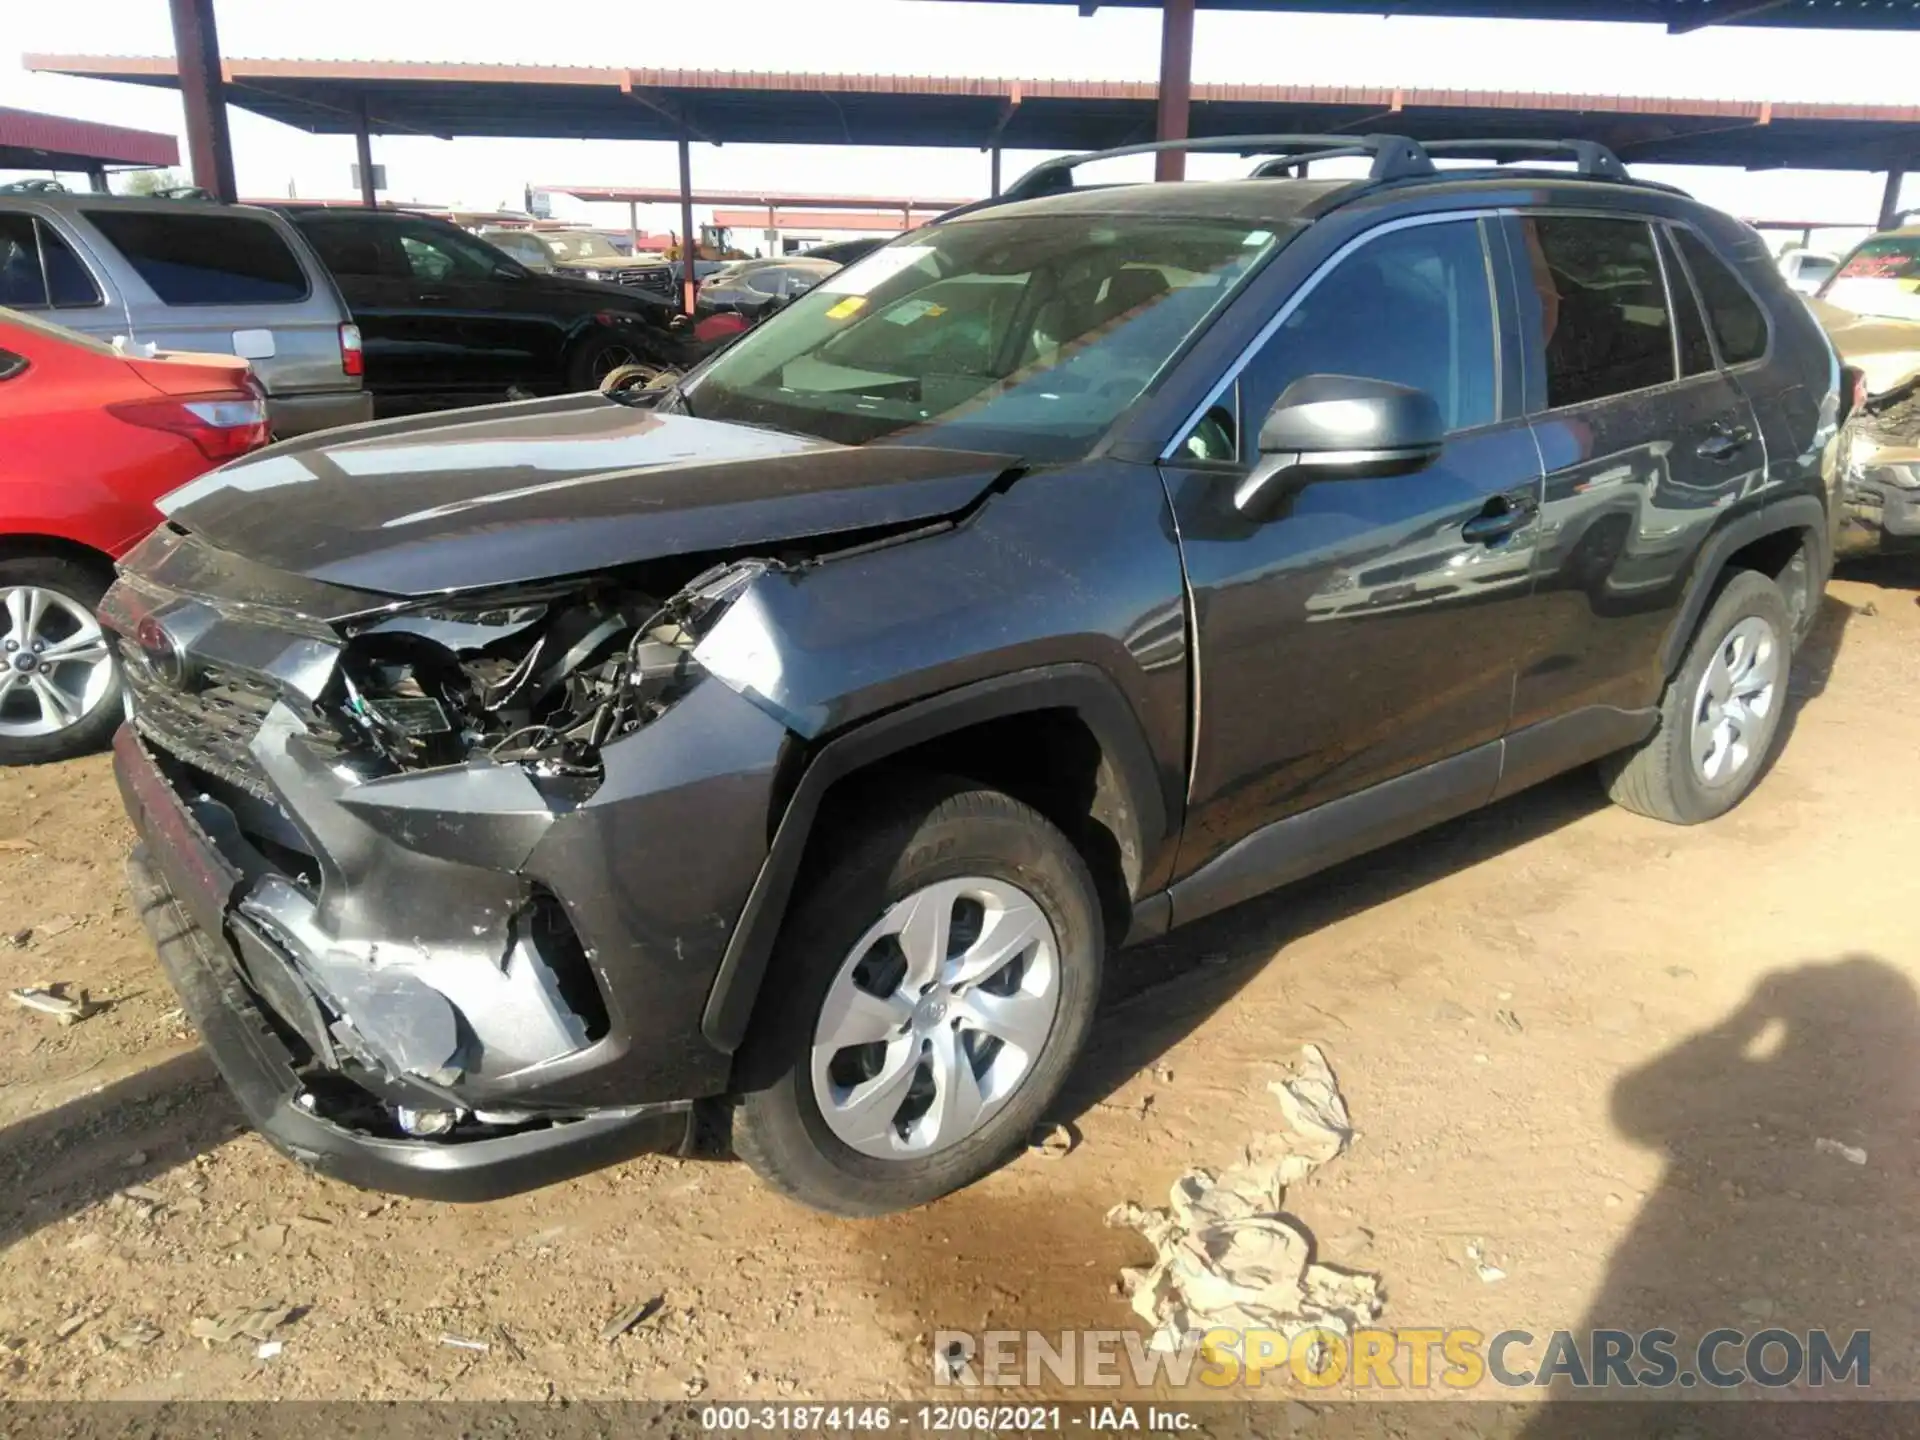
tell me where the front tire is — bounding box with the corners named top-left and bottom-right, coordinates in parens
top-left (0, 556), bottom-right (122, 766)
top-left (735, 780), bottom-right (1103, 1217)
top-left (1601, 569), bottom-right (1791, 825)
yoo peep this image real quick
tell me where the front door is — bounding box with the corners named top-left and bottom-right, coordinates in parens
top-left (1163, 215), bottom-right (1546, 894)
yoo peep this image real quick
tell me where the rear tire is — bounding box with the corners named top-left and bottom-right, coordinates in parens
top-left (0, 555), bottom-right (122, 766)
top-left (734, 778), bottom-right (1103, 1217)
top-left (1601, 569), bottom-right (1791, 825)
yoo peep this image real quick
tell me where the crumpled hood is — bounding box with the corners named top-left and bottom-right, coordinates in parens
top-left (157, 393), bottom-right (1013, 595)
top-left (1808, 296), bottom-right (1920, 398)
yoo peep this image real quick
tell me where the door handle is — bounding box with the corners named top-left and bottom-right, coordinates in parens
top-left (417, 290), bottom-right (451, 304)
top-left (1461, 496), bottom-right (1535, 545)
top-left (1696, 424), bottom-right (1753, 462)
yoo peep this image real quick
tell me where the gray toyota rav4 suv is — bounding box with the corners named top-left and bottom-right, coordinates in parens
top-left (108, 136), bottom-right (1844, 1216)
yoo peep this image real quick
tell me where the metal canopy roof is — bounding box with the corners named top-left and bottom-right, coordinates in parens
top-left (0, 105), bottom-right (178, 172)
top-left (23, 57), bottom-right (1920, 171)
top-left (1010, 0), bottom-right (1920, 32)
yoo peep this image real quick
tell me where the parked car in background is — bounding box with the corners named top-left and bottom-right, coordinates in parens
top-left (280, 207), bottom-right (691, 416)
top-left (1776, 248), bottom-right (1838, 296)
top-left (0, 193), bottom-right (369, 437)
top-left (695, 257), bottom-right (840, 324)
top-left (0, 308), bottom-right (269, 762)
top-left (799, 236), bottom-right (889, 267)
top-left (476, 227), bottom-right (674, 294)
top-left (109, 135), bottom-right (1838, 1217)
top-left (1809, 226), bottom-right (1920, 554)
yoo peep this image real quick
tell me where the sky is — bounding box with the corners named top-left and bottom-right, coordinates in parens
top-left (6, 0), bottom-right (1920, 255)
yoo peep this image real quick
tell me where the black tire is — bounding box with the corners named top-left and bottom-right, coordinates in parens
top-left (567, 330), bottom-right (648, 392)
top-left (0, 555), bottom-right (123, 766)
top-left (1600, 569), bottom-right (1792, 825)
top-left (734, 778), bottom-right (1103, 1217)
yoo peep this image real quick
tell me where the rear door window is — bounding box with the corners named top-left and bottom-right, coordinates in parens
top-left (0, 216), bottom-right (101, 309)
top-left (1674, 228), bottom-right (1769, 365)
top-left (1514, 216), bottom-right (1675, 410)
top-left (298, 218), bottom-right (398, 278)
top-left (84, 209), bottom-right (310, 305)
top-left (0, 215), bottom-right (45, 307)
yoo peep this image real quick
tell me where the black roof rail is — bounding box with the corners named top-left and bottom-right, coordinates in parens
top-left (985, 132), bottom-right (1434, 208)
top-left (1419, 139), bottom-right (1631, 182)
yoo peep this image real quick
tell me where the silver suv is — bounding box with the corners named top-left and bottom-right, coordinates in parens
top-left (0, 193), bottom-right (371, 436)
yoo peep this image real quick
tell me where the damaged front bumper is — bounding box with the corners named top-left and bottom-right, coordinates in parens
top-left (106, 537), bottom-right (798, 1199)
top-left (120, 801), bottom-right (692, 1201)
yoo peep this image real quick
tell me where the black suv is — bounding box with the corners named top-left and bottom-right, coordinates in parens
top-left (110, 136), bottom-right (1843, 1217)
top-left (282, 207), bottom-right (689, 416)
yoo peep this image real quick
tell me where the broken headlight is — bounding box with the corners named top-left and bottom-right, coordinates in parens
top-left (334, 561), bottom-right (777, 778)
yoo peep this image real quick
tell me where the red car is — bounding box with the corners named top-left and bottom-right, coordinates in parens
top-left (0, 309), bottom-right (270, 763)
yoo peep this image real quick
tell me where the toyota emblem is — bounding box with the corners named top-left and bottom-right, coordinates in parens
top-left (134, 614), bottom-right (189, 689)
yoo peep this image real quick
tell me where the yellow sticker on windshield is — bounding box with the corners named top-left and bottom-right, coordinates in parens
top-left (825, 296), bottom-right (867, 320)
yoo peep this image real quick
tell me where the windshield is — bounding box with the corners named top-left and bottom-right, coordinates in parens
top-left (542, 231), bottom-right (622, 261)
top-left (681, 213), bottom-right (1285, 459)
top-left (1822, 234), bottom-right (1920, 320)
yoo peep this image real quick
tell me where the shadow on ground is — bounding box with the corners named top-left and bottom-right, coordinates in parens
top-left (0, 1049), bottom-right (236, 1251)
top-left (1513, 954), bottom-right (1918, 1436)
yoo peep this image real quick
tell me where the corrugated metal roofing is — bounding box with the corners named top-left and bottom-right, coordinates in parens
top-left (0, 105), bottom-right (178, 171)
top-left (22, 57), bottom-right (1920, 171)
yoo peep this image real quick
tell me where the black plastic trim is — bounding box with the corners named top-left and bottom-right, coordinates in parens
top-left (700, 663), bottom-right (1171, 1052)
top-left (1657, 494), bottom-right (1830, 677)
top-left (1493, 705), bottom-right (1658, 803)
top-left (1166, 741), bottom-right (1502, 930)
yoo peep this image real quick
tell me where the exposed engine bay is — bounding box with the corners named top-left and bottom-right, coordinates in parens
top-left (334, 558), bottom-right (777, 783)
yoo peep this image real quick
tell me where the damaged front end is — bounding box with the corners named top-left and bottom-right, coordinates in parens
top-left (1808, 296), bottom-right (1920, 551)
top-left (106, 526), bottom-right (797, 1190)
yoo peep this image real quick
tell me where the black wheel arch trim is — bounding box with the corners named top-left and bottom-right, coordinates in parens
top-left (1658, 493), bottom-right (1829, 678)
top-left (701, 663), bottom-right (1172, 1054)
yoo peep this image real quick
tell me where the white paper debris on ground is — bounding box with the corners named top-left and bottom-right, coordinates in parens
top-left (1105, 1044), bottom-right (1379, 1354)
top-left (1815, 1137), bottom-right (1868, 1165)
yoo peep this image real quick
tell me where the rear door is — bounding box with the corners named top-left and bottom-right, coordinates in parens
top-left (1504, 212), bottom-right (1763, 751)
top-left (293, 213), bottom-right (439, 404)
top-left (389, 217), bottom-right (558, 396)
top-left (76, 205), bottom-right (350, 400)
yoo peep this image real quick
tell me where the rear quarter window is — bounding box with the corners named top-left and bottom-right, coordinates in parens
top-left (1675, 228), bottom-right (1769, 366)
top-left (83, 209), bottom-right (311, 306)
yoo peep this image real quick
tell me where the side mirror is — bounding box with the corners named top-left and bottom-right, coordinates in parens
top-left (492, 262), bottom-right (525, 282)
top-left (1234, 374), bottom-right (1445, 515)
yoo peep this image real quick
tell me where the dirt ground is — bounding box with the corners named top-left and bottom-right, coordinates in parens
top-left (3, 557), bottom-right (1919, 1406)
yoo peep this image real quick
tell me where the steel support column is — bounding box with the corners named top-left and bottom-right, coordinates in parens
top-left (628, 199), bottom-right (639, 254)
top-left (1880, 166), bottom-right (1908, 231)
top-left (1154, 0), bottom-right (1196, 182)
top-left (354, 96), bottom-right (377, 208)
top-left (678, 133), bottom-right (697, 315)
top-left (990, 147), bottom-right (1002, 196)
top-left (166, 0), bottom-right (235, 203)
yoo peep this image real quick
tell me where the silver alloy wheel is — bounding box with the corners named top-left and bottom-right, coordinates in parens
top-left (811, 875), bottom-right (1061, 1160)
top-left (0, 587), bottom-right (113, 739)
top-left (1689, 614), bottom-right (1780, 788)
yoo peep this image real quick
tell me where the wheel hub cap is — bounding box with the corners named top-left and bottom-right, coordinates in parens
top-left (0, 586), bottom-right (113, 738)
top-left (1689, 614), bottom-right (1780, 789)
top-left (810, 875), bottom-right (1062, 1160)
